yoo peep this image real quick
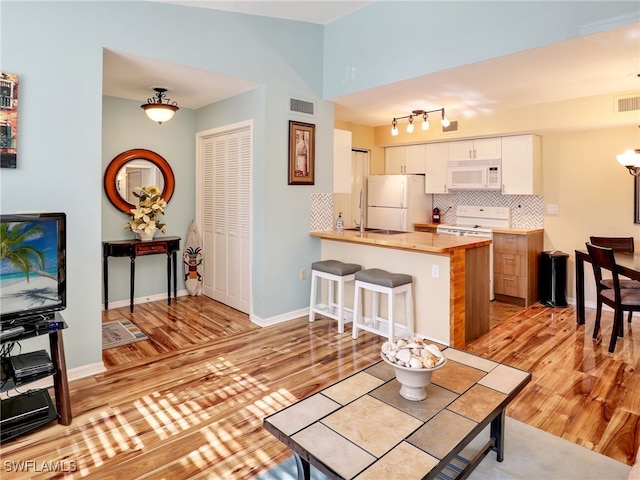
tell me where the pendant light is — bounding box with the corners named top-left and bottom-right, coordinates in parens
top-left (617, 149), bottom-right (640, 176)
top-left (141, 87), bottom-right (179, 125)
top-left (617, 125), bottom-right (640, 175)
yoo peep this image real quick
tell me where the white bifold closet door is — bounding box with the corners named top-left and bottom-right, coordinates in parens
top-left (201, 127), bottom-right (251, 314)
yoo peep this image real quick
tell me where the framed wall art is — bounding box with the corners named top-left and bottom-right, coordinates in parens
top-left (0, 72), bottom-right (18, 169)
top-left (288, 120), bottom-right (315, 185)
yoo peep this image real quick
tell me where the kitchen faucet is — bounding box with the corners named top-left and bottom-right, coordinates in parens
top-left (353, 189), bottom-right (365, 234)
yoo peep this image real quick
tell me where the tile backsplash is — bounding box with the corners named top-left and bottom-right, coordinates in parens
top-left (434, 192), bottom-right (544, 228)
top-left (310, 193), bottom-right (334, 231)
top-left (311, 191), bottom-right (544, 231)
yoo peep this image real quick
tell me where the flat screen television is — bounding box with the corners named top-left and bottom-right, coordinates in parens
top-left (0, 212), bottom-right (66, 323)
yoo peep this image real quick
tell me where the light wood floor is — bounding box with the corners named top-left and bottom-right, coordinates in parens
top-left (2, 296), bottom-right (639, 479)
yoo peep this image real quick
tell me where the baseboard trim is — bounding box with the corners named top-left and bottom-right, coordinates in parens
top-left (0, 362), bottom-right (106, 398)
top-left (103, 289), bottom-right (189, 310)
top-left (251, 308), bottom-right (309, 327)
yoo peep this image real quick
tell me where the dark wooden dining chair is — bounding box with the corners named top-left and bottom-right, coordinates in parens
top-left (586, 242), bottom-right (640, 353)
top-left (589, 236), bottom-right (635, 253)
top-left (590, 236), bottom-right (640, 323)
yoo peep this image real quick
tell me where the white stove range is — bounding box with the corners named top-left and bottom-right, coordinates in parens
top-left (436, 205), bottom-right (511, 236)
top-left (436, 206), bottom-right (511, 299)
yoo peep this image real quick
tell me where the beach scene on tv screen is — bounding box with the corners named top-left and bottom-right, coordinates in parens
top-left (0, 220), bottom-right (60, 315)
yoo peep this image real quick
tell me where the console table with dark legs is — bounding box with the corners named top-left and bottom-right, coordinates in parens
top-left (103, 236), bottom-right (181, 312)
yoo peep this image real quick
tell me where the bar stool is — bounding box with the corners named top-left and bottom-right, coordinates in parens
top-left (352, 268), bottom-right (414, 341)
top-left (309, 260), bottom-right (362, 333)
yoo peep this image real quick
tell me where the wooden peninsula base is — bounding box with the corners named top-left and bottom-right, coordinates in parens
top-left (310, 230), bottom-right (490, 348)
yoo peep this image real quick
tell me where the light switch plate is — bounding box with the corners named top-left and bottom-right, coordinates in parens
top-left (431, 264), bottom-right (439, 278)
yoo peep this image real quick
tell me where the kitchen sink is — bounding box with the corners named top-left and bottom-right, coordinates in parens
top-left (372, 229), bottom-right (408, 235)
top-left (344, 228), bottom-right (408, 235)
top-left (345, 227), bottom-right (380, 232)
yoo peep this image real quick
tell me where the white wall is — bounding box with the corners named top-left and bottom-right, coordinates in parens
top-left (323, 2), bottom-right (639, 98)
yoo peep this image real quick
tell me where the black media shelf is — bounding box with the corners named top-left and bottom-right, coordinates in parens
top-left (0, 389), bottom-right (58, 443)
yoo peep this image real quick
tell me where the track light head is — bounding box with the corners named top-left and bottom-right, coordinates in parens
top-left (391, 118), bottom-right (398, 136)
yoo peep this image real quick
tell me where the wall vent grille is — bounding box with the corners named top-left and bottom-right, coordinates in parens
top-left (615, 95), bottom-right (640, 113)
top-left (442, 120), bottom-right (459, 133)
top-left (289, 98), bottom-right (315, 117)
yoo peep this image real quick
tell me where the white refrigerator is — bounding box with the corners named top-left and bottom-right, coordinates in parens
top-left (367, 175), bottom-right (432, 230)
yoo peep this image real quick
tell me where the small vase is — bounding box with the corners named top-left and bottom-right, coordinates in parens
top-left (135, 227), bottom-right (157, 242)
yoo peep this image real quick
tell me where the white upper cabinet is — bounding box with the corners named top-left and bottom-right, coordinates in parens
top-left (405, 144), bottom-right (426, 174)
top-left (385, 146), bottom-right (405, 174)
top-left (501, 134), bottom-right (542, 195)
top-left (425, 142), bottom-right (449, 193)
top-left (333, 129), bottom-right (352, 193)
top-left (448, 137), bottom-right (502, 161)
top-left (385, 145), bottom-right (426, 174)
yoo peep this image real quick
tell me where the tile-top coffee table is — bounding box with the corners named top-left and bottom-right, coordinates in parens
top-left (263, 347), bottom-right (531, 480)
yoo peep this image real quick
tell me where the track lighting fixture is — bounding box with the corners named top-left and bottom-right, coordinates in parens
top-left (390, 108), bottom-right (449, 135)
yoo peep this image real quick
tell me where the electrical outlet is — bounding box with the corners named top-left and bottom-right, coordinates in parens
top-left (431, 264), bottom-right (439, 278)
top-left (547, 204), bottom-right (559, 215)
top-left (300, 268), bottom-right (306, 280)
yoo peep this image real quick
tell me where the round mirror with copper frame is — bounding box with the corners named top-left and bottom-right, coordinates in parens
top-left (104, 148), bottom-right (175, 213)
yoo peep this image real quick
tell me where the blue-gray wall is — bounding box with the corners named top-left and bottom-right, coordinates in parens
top-left (102, 96), bottom-right (196, 302)
top-left (1, 1), bottom-right (329, 369)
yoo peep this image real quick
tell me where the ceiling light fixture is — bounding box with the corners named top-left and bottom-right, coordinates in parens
top-left (617, 149), bottom-right (640, 176)
top-left (390, 108), bottom-right (449, 135)
top-left (141, 87), bottom-right (179, 125)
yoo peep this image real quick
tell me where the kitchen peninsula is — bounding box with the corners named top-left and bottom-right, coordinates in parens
top-left (309, 230), bottom-right (491, 348)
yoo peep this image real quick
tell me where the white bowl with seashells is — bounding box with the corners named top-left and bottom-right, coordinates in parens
top-left (381, 337), bottom-right (446, 401)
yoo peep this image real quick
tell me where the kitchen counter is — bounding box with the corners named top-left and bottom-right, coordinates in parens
top-left (309, 229), bottom-right (491, 253)
top-left (310, 230), bottom-right (491, 349)
top-left (414, 223), bottom-right (544, 236)
top-left (491, 227), bottom-right (544, 235)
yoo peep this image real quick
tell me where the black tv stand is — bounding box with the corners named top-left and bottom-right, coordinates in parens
top-left (0, 312), bottom-right (71, 441)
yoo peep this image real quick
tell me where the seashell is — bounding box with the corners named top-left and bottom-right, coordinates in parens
top-left (408, 357), bottom-right (423, 369)
top-left (406, 341), bottom-right (420, 349)
top-left (423, 344), bottom-right (443, 359)
top-left (396, 339), bottom-right (407, 349)
top-left (396, 349), bottom-right (411, 364)
top-left (422, 354), bottom-right (437, 368)
top-left (381, 341), bottom-right (392, 354)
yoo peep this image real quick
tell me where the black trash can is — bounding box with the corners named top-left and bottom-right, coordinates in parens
top-left (539, 251), bottom-right (569, 307)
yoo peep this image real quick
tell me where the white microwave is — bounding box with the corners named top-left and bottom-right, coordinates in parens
top-left (447, 158), bottom-right (501, 191)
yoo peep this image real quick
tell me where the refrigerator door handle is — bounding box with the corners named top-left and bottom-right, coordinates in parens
top-left (401, 183), bottom-right (406, 208)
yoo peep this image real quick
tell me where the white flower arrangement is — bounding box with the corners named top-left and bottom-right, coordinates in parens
top-left (125, 185), bottom-right (167, 234)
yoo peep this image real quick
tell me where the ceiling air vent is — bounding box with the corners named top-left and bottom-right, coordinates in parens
top-left (289, 98), bottom-right (315, 117)
top-left (615, 94), bottom-right (640, 113)
top-left (442, 120), bottom-right (459, 133)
